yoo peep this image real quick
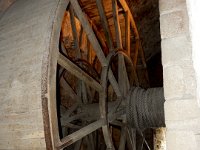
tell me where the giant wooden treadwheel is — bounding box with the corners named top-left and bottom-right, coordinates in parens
top-left (47, 0), bottom-right (148, 149)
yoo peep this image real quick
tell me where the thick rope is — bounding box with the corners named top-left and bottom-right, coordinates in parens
top-left (126, 87), bottom-right (165, 130)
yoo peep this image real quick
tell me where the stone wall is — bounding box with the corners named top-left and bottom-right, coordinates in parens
top-left (127, 0), bottom-right (161, 61)
top-left (159, 0), bottom-right (200, 149)
top-left (186, 0), bottom-right (200, 107)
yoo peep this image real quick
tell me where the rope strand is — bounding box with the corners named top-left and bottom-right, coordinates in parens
top-left (126, 87), bottom-right (165, 130)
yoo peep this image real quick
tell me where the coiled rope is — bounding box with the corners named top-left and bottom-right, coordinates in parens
top-left (126, 87), bottom-right (165, 130)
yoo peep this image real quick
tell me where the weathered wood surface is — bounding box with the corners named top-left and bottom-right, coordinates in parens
top-left (58, 53), bottom-right (102, 91)
top-left (80, 0), bottom-right (134, 49)
top-left (0, 0), bottom-right (60, 149)
top-left (58, 119), bottom-right (106, 149)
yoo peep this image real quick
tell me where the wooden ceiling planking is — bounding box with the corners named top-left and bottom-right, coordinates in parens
top-left (79, 0), bottom-right (135, 50)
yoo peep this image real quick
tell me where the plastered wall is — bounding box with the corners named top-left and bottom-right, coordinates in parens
top-left (159, 0), bottom-right (200, 149)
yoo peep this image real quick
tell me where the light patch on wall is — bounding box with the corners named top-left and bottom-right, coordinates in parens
top-left (186, 0), bottom-right (200, 106)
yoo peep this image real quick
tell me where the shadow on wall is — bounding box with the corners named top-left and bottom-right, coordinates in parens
top-left (126, 0), bottom-right (161, 61)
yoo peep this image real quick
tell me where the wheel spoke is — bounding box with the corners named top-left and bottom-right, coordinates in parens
top-left (108, 69), bottom-right (122, 97)
top-left (118, 55), bottom-right (125, 94)
top-left (112, 0), bottom-right (129, 97)
top-left (58, 53), bottom-right (102, 92)
top-left (70, 0), bottom-right (107, 66)
top-left (112, 0), bottom-right (123, 49)
top-left (88, 133), bottom-right (96, 150)
top-left (102, 125), bottom-right (115, 150)
top-left (69, 4), bottom-right (81, 58)
top-left (85, 85), bottom-right (95, 103)
top-left (96, 0), bottom-right (114, 51)
top-left (63, 122), bottom-right (81, 129)
top-left (125, 11), bottom-right (131, 56)
top-left (118, 55), bottom-right (130, 95)
top-left (119, 127), bottom-right (126, 150)
top-left (81, 82), bottom-right (88, 104)
top-left (57, 119), bottom-right (106, 149)
top-left (61, 113), bottom-right (86, 126)
top-left (74, 139), bottom-right (82, 150)
top-left (88, 16), bottom-right (109, 55)
top-left (60, 76), bottom-right (80, 102)
top-left (126, 128), bottom-right (136, 150)
top-left (85, 135), bottom-right (95, 150)
top-left (61, 103), bottom-right (78, 118)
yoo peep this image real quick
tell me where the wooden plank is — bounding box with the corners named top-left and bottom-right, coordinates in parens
top-left (118, 55), bottom-right (127, 95)
top-left (57, 119), bottom-right (106, 149)
top-left (133, 40), bottom-right (139, 67)
top-left (88, 134), bottom-right (95, 150)
top-left (139, 42), bottom-right (147, 68)
top-left (74, 139), bottom-right (82, 150)
top-left (60, 76), bottom-right (80, 102)
top-left (118, 0), bottom-right (139, 39)
top-left (101, 125), bottom-right (115, 149)
top-left (112, 0), bottom-right (128, 97)
top-left (87, 38), bottom-right (92, 63)
top-left (100, 67), bottom-right (115, 149)
top-left (69, 5), bottom-right (81, 58)
top-left (117, 51), bottom-right (130, 96)
top-left (112, 0), bottom-right (123, 49)
top-left (61, 113), bottom-right (86, 126)
top-left (81, 82), bottom-right (88, 104)
top-left (70, 0), bottom-right (107, 66)
top-left (119, 127), bottom-right (126, 150)
top-left (58, 53), bottom-right (102, 92)
top-left (61, 104), bottom-right (78, 118)
top-left (96, 0), bottom-right (114, 51)
top-left (125, 11), bottom-right (130, 56)
top-left (88, 17), bottom-right (109, 55)
top-left (62, 122), bottom-right (81, 129)
top-left (79, 26), bottom-right (83, 47)
top-left (126, 128), bottom-right (136, 150)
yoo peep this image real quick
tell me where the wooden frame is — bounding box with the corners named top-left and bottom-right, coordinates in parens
top-left (44, 0), bottom-right (149, 149)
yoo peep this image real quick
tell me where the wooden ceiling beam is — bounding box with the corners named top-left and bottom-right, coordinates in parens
top-left (118, 0), bottom-right (139, 39)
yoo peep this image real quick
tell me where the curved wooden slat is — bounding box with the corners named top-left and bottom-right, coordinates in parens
top-left (118, 0), bottom-right (139, 39)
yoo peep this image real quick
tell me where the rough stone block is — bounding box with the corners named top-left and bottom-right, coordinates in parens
top-left (160, 10), bottom-right (189, 39)
top-left (165, 118), bottom-right (200, 133)
top-left (163, 62), bottom-right (196, 100)
top-left (166, 130), bottom-right (197, 150)
top-left (161, 35), bottom-right (192, 65)
top-left (165, 99), bottom-right (200, 121)
top-left (159, 0), bottom-right (186, 15)
top-left (196, 134), bottom-right (200, 148)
